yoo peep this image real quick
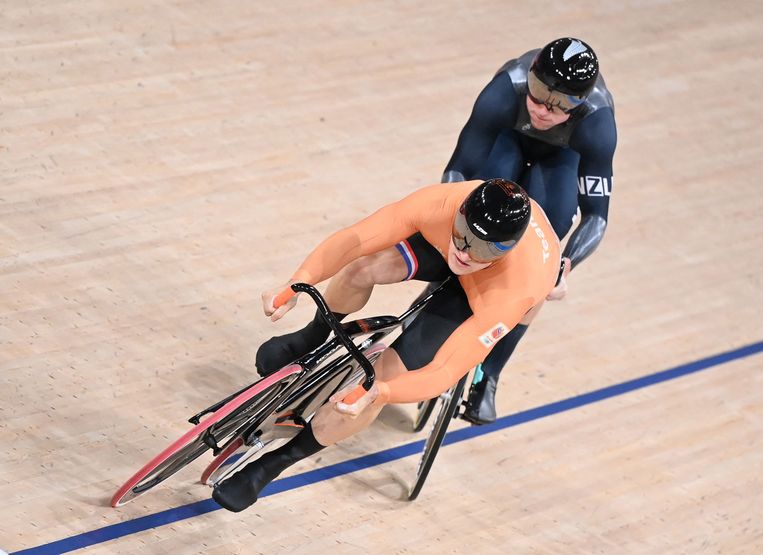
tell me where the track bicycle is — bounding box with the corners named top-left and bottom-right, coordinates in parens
top-left (110, 280), bottom-right (450, 506)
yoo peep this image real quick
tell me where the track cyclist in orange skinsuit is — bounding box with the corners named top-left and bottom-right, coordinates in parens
top-left (213, 178), bottom-right (560, 512)
top-left (256, 37), bottom-right (616, 426)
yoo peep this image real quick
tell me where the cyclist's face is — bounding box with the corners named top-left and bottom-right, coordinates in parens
top-left (526, 95), bottom-right (571, 130)
top-left (447, 237), bottom-right (493, 275)
top-left (451, 209), bottom-right (518, 263)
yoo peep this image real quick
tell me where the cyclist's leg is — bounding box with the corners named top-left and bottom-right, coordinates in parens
top-left (255, 247), bottom-right (408, 376)
top-left (475, 129), bottom-right (524, 181)
top-left (465, 146), bottom-right (580, 424)
top-left (309, 347), bottom-right (407, 444)
top-left (523, 147), bottom-right (581, 239)
top-left (323, 245), bottom-right (409, 314)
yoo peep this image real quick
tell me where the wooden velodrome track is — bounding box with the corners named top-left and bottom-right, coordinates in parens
top-left (2, 0), bottom-right (761, 553)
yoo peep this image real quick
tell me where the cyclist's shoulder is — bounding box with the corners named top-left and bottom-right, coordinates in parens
top-left (409, 180), bottom-right (481, 204)
top-left (528, 199), bottom-right (558, 238)
top-left (494, 49), bottom-right (538, 83)
top-left (496, 200), bottom-right (561, 292)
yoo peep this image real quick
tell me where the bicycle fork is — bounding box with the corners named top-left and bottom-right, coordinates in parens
top-left (460, 363), bottom-right (485, 419)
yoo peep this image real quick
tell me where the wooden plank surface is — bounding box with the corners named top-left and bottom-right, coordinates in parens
top-left (1, 0), bottom-right (761, 553)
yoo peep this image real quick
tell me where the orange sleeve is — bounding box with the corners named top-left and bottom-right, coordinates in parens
top-left (289, 184), bottom-right (443, 285)
top-left (375, 298), bottom-right (532, 404)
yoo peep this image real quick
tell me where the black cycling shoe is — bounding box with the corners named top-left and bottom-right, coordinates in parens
top-left (255, 310), bottom-right (347, 377)
top-left (462, 372), bottom-right (498, 425)
top-left (255, 329), bottom-right (326, 377)
top-left (212, 462), bottom-right (274, 513)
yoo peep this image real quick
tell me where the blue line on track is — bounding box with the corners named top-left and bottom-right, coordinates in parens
top-left (11, 340), bottom-right (763, 555)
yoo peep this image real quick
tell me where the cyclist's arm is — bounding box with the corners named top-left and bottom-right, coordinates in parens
top-left (566, 108), bottom-right (617, 269)
top-left (376, 299), bottom-right (532, 404)
top-left (288, 185), bottom-right (442, 286)
top-left (442, 73), bottom-right (517, 182)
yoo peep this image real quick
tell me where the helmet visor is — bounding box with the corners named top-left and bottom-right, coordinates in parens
top-left (527, 70), bottom-right (586, 113)
top-left (452, 210), bottom-right (518, 263)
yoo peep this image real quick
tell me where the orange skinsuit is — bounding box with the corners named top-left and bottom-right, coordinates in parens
top-left (284, 180), bottom-right (561, 405)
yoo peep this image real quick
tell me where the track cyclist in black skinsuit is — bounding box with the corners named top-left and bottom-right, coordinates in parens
top-left (441, 37), bottom-right (617, 424)
top-left (255, 37), bottom-right (617, 425)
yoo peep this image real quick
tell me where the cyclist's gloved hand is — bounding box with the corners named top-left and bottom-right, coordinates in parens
top-left (263, 281), bottom-right (299, 322)
top-left (330, 382), bottom-right (380, 417)
top-left (546, 257), bottom-right (571, 301)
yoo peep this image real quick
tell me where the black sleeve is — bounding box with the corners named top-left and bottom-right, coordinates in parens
top-left (442, 72), bottom-right (518, 182)
top-left (564, 108), bottom-right (617, 268)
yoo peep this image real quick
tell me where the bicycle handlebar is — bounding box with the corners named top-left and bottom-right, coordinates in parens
top-left (286, 283), bottom-right (375, 403)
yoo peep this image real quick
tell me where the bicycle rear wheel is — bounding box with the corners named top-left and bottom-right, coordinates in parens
top-left (408, 374), bottom-right (468, 501)
top-left (110, 364), bottom-right (302, 507)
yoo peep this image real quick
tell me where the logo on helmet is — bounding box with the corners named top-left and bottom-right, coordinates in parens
top-left (563, 39), bottom-right (588, 61)
top-left (471, 221), bottom-right (488, 236)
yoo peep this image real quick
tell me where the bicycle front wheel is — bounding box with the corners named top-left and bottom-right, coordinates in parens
top-left (110, 364), bottom-right (302, 507)
top-left (200, 342), bottom-right (389, 485)
top-left (408, 374), bottom-right (468, 501)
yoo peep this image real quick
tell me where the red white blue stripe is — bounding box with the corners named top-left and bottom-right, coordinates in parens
top-left (395, 239), bottom-right (418, 281)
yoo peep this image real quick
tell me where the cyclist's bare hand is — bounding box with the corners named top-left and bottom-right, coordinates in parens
top-left (262, 282), bottom-right (298, 322)
top-left (546, 257), bottom-right (572, 301)
top-left (330, 383), bottom-right (380, 417)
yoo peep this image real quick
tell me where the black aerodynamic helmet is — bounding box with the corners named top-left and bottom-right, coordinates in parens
top-left (452, 179), bottom-right (531, 262)
top-left (528, 37), bottom-right (599, 112)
